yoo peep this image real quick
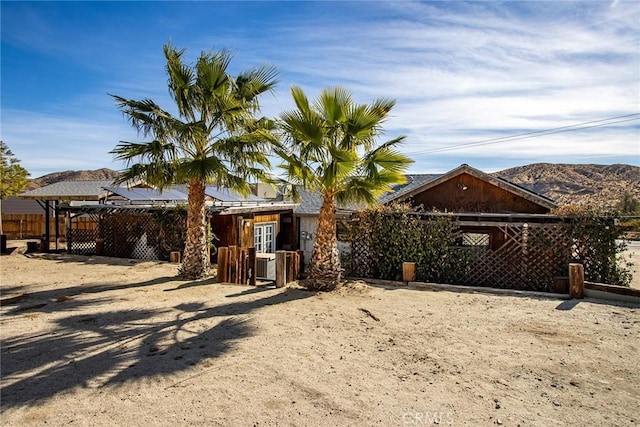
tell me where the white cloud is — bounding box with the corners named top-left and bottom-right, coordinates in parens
top-left (2, 1), bottom-right (638, 176)
top-left (1, 109), bottom-right (132, 177)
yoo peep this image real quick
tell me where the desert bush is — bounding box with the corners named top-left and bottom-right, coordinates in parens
top-left (348, 203), bottom-right (469, 283)
top-left (555, 204), bottom-right (633, 286)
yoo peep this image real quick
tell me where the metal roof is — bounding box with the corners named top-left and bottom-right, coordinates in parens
top-left (18, 180), bottom-right (115, 201)
top-left (205, 186), bottom-right (265, 203)
top-left (104, 186), bottom-right (188, 203)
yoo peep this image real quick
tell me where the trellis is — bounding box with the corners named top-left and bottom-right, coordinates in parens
top-left (64, 207), bottom-right (188, 261)
top-left (459, 223), bottom-right (571, 291)
top-left (348, 212), bottom-right (574, 292)
top-left (66, 213), bottom-right (100, 255)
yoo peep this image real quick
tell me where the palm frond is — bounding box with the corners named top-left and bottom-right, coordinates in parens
top-left (290, 86), bottom-right (311, 115)
top-left (366, 146), bottom-right (414, 174)
top-left (235, 64), bottom-right (279, 102)
top-left (336, 178), bottom-right (378, 206)
top-left (316, 86), bottom-right (351, 125)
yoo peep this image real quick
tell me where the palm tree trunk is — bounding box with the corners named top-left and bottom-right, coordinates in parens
top-left (308, 192), bottom-right (341, 290)
top-left (181, 179), bottom-right (210, 279)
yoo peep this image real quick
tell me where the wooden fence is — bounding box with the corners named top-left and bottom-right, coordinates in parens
top-left (217, 246), bottom-right (301, 287)
top-left (1, 214), bottom-right (97, 240)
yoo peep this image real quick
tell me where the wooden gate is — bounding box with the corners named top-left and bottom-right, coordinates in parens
top-left (217, 247), bottom-right (302, 287)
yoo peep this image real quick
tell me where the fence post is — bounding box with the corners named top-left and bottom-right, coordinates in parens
top-left (169, 251), bottom-right (181, 263)
top-left (217, 247), bottom-right (229, 283)
top-left (247, 247), bottom-right (256, 286)
top-left (403, 262), bottom-right (416, 283)
top-left (297, 250), bottom-right (305, 275)
top-left (228, 245), bottom-right (238, 284)
top-left (569, 263), bottom-right (584, 299)
top-left (275, 250), bottom-right (286, 288)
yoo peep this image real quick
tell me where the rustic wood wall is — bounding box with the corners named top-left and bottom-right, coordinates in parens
top-left (2, 214), bottom-right (96, 240)
top-left (409, 173), bottom-right (550, 214)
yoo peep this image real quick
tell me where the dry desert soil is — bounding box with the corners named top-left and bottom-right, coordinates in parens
top-left (1, 243), bottom-right (639, 426)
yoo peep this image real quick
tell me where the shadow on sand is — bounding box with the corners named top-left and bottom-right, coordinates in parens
top-left (1, 270), bottom-right (313, 407)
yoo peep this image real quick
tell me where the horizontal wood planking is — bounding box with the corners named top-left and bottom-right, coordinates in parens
top-left (1, 214), bottom-right (97, 239)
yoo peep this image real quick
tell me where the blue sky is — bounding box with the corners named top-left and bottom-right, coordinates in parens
top-left (1, 1), bottom-right (639, 178)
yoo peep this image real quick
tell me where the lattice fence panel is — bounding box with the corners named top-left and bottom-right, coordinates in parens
top-left (67, 215), bottom-right (100, 255)
top-left (100, 213), bottom-right (161, 259)
top-left (347, 217), bottom-right (573, 292)
top-left (66, 211), bottom-right (186, 260)
top-left (348, 239), bottom-right (377, 278)
top-left (460, 223), bottom-right (571, 291)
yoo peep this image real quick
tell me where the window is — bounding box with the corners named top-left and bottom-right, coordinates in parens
top-left (254, 223), bottom-right (276, 253)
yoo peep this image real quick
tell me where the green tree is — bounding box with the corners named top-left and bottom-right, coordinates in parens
top-left (617, 191), bottom-right (640, 215)
top-left (0, 141), bottom-right (30, 235)
top-left (276, 86), bottom-right (413, 290)
top-left (111, 43), bottom-right (278, 279)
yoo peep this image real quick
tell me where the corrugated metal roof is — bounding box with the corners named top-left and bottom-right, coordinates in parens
top-left (104, 187), bottom-right (188, 203)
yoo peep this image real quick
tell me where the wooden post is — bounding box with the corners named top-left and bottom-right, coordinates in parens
top-left (217, 247), bottom-right (229, 283)
top-left (292, 252), bottom-right (300, 281)
top-left (247, 247), bottom-right (257, 286)
top-left (96, 238), bottom-right (105, 256)
top-left (234, 246), bottom-right (241, 284)
top-left (569, 263), bottom-right (584, 299)
top-left (240, 248), bottom-right (247, 285)
top-left (229, 245), bottom-right (238, 284)
top-left (169, 251), bottom-right (181, 263)
top-left (403, 262), bottom-right (416, 283)
top-left (275, 250), bottom-right (286, 288)
top-left (286, 252), bottom-right (294, 284)
top-left (297, 250), bottom-right (305, 275)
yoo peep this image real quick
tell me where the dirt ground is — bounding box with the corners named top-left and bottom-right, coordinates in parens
top-left (1, 243), bottom-right (639, 426)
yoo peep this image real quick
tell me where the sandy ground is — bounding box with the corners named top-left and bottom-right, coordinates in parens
top-left (1, 243), bottom-right (639, 426)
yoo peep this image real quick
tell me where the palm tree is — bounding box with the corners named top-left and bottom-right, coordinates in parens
top-left (277, 86), bottom-right (413, 290)
top-left (111, 43), bottom-right (278, 279)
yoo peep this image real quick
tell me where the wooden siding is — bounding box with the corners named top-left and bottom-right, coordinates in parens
top-left (211, 215), bottom-right (238, 248)
top-left (254, 213), bottom-right (279, 223)
top-left (408, 173), bottom-right (550, 214)
top-left (1, 214), bottom-right (97, 239)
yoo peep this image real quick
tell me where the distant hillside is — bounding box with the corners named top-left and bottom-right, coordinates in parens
top-left (28, 168), bottom-right (121, 190)
top-left (495, 163), bottom-right (640, 208)
top-left (26, 164), bottom-right (639, 209)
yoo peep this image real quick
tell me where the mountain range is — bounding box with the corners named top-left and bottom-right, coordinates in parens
top-left (28, 163), bottom-right (639, 208)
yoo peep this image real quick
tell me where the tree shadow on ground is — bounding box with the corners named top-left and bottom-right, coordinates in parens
top-left (1, 276), bottom-right (178, 315)
top-left (555, 297), bottom-right (639, 310)
top-left (0, 285), bottom-right (313, 407)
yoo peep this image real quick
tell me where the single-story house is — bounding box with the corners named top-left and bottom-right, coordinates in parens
top-left (18, 181), bottom-right (297, 267)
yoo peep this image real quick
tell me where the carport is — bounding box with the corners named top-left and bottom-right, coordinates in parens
top-left (17, 181), bottom-right (114, 251)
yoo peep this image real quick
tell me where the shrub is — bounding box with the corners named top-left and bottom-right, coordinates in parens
top-left (348, 203), bottom-right (469, 283)
top-left (556, 203), bottom-right (633, 286)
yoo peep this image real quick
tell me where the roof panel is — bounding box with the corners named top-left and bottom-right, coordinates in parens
top-left (19, 180), bottom-right (115, 200)
top-left (104, 186), bottom-right (187, 202)
top-left (205, 186), bottom-right (264, 203)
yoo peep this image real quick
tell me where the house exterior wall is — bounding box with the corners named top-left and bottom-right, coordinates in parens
top-left (408, 173), bottom-right (550, 214)
top-left (213, 211), bottom-right (294, 252)
top-left (297, 215), bottom-right (350, 266)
